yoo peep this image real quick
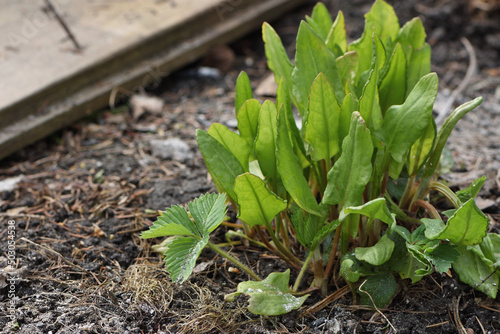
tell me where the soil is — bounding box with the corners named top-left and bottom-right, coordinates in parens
top-left (1, 0), bottom-right (500, 333)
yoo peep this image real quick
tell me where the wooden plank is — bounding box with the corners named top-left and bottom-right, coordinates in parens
top-left (0, 0), bottom-right (307, 160)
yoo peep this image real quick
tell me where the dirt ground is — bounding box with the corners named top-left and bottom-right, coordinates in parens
top-left (1, 0), bottom-right (500, 333)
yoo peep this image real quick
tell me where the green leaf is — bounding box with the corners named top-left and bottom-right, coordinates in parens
top-left (164, 235), bottom-right (208, 283)
top-left (396, 17), bottom-right (430, 94)
top-left (425, 243), bottom-right (459, 274)
top-left (336, 51), bottom-right (359, 89)
top-left (277, 107), bottom-right (320, 215)
top-left (262, 23), bottom-right (294, 100)
top-left (277, 78), bottom-right (306, 166)
top-left (234, 173), bottom-right (287, 228)
top-left (290, 205), bottom-right (322, 248)
top-left (358, 274), bottom-right (398, 308)
top-left (348, 0), bottom-right (400, 76)
top-left (197, 130), bottom-right (245, 201)
top-left (306, 2), bottom-right (333, 40)
top-left (423, 199), bottom-right (489, 246)
top-left (454, 243), bottom-right (499, 298)
top-left (225, 270), bottom-right (309, 315)
top-left (355, 234), bottom-right (395, 266)
top-left (344, 198), bottom-right (396, 230)
top-left (339, 93), bottom-right (355, 147)
top-left (375, 72), bottom-right (438, 163)
top-left (141, 205), bottom-right (198, 239)
top-left (255, 100), bottom-right (279, 188)
top-left (292, 21), bottom-right (344, 114)
top-left (406, 43), bottom-right (431, 96)
top-left (323, 112), bottom-right (373, 209)
top-left (424, 97), bottom-right (483, 178)
top-left (456, 176), bottom-right (487, 203)
top-left (397, 17), bottom-right (426, 55)
top-left (305, 73), bottom-right (341, 161)
top-left (340, 258), bottom-right (360, 283)
top-left (237, 99), bottom-right (261, 147)
top-left (208, 123), bottom-right (251, 171)
top-left (188, 193), bottom-right (228, 234)
top-left (407, 118), bottom-right (436, 176)
top-left (358, 36), bottom-right (384, 131)
top-left (235, 71), bottom-right (253, 115)
top-left (141, 193), bottom-right (228, 283)
top-left (326, 10), bottom-right (347, 57)
top-left (311, 218), bottom-right (341, 250)
top-left (378, 43), bottom-right (407, 112)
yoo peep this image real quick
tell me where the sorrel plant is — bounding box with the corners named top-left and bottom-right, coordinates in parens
top-left (142, 0), bottom-right (499, 315)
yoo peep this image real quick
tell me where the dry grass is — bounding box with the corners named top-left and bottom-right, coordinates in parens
top-left (123, 262), bottom-right (259, 333)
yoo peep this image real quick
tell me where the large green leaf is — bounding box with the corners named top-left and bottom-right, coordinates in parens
top-left (237, 99), bottom-right (261, 148)
top-left (396, 17), bottom-right (430, 94)
top-left (255, 101), bottom-right (279, 188)
top-left (208, 123), bottom-right (250, 171)
top-left (378, 43), bottom-right (407, 113)
top-left (326, 10), bottom-right (347, 57)
top-left (406, 44), bottom-right (431, 96)
top-left (422, 199), bottom-right (489, 246)
top-left (305, 73), bottom-right (341, 161)
top-left (262, 23), bottom-right (294, 100)
top-left (234, 173), bottom-right (287, 228)
top-left (305, 2), bottom-right (333, 40)
top-left (348, 0), bottom-right (399, 76)
top-left (196, 130), bottom-right (245, 201)
top-left (355, 234), bottom-right (395, 266)
top-left (397, 17), bottom-right (426, 55)
top-left (235, 71), bottom-right (253, 115)
top-left (277, 108), bottom-right (320, 215)
top-left (323, 112), bottom-right (373, 209)
top-left (225, 270), bottom-right (309, 315)
top-left (292, 21), bottom-right (344, 114)
top-left (375, 72), bottom-right (438, 163)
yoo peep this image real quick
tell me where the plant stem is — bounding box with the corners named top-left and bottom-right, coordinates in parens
top-left (410, 199), bottom-right (441, 220)
top-left (325, 226), bottom-right (341, 281)
top-left (293, 249), bottom-right (315, 292)
top-left (280, 212), bottom-right (291, 250)
top-left (225, 230), bottom-right (268, 249)
top-left (206, 241), bottom-right (261, 281)
top-left (264, 219), bottom-right (303, 266)
top-left (429, 181), bottom-right (461, 209)
top-left (256, 227), bottom-right (302, 270)
top-left (399, 175), bottom-right (417, 210)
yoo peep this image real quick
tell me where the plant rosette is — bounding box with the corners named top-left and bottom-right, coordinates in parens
top-left (142, 0), bottom-right (497, 315)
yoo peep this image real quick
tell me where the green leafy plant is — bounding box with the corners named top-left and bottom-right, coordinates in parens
top-left (142, 0), bottom-right (498, 315)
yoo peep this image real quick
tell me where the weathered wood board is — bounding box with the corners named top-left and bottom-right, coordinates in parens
top-left (0, 0), bottom-right (307, 160)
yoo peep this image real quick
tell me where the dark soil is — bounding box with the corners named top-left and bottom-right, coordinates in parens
top-left (1, 0), bottom-right (500, 333)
